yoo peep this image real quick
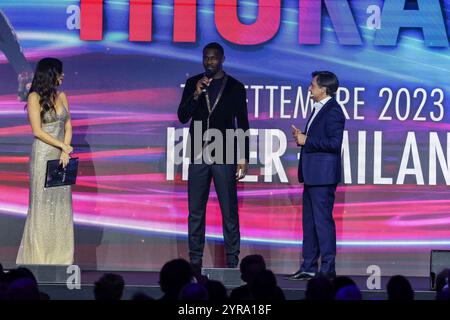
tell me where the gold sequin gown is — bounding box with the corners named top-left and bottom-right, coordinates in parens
top-left (16, 107), bottom-right (74, 265)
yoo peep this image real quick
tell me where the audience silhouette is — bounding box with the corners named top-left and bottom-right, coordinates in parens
top-left (0, 258), bottom-right (449, 301)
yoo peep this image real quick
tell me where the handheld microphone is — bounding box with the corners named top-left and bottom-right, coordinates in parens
top-left (201, 70), bottom-right (214, 93)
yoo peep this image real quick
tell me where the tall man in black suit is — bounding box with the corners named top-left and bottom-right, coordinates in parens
top-left (177, 42), bottom-right (249, 274)
top-left (289, 71), bottom-right (345, 280)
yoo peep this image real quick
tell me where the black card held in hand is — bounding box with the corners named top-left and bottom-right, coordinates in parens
top-left (45, 157), bottom-right (79, 188)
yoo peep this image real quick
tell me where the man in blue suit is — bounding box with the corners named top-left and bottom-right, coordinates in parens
top-left (288, 71), bottom-right (345, 280)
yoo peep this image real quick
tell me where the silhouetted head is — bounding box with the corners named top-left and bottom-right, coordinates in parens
top-left (159, 259), bottom-right (193, 299)
top-left (204, 280), bottom-right (228, 301)
top-left (94, 273), bottom-right (125, 301)
top-left (250, 269), bottom-right (285, 300)
top-left (333, 276), bottom-right (357, 294)
top-left (435, 268), bottom-right (449, 293)
top-left (240, 254), bottom-right (266, 284)
top-left (2, 267), bottom-right (37, 286)
top-left (387, 275), bottom-right (414, 301)
top-left (6, 278), bottom-right (40, 300)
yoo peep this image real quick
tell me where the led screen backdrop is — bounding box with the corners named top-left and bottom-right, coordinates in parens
top-left (0, 0), bottom-right (449, 276)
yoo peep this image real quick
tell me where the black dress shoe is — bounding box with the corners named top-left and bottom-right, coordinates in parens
top-left (286, 271), bottom-right (315, 281)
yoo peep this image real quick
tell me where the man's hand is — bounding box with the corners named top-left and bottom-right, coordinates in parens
top-left (291, 125), bottom-right (307, 146)
top-left (236, 162), bottom-right (248, 180)
top-left (194, 76), bottom-right (213, 98)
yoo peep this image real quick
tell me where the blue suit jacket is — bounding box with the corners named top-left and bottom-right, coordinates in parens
top-left (298, 98), bottom-right (345, 185)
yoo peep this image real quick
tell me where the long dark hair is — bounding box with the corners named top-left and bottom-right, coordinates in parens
top-left (27, 57), bottom-right (63, 116)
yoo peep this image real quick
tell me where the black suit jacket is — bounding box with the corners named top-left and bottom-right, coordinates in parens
top-left (178, 73), bottom-right (250, 164)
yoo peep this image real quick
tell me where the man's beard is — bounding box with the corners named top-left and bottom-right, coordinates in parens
top-left (205, 66), bottom-right (221, 77)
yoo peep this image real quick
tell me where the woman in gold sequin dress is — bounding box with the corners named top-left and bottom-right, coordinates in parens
top-left (16, 58), bottom-right (74, 265)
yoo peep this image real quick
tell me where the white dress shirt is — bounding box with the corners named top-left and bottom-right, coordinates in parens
top-left (306, 96), bottom-right (331, 134)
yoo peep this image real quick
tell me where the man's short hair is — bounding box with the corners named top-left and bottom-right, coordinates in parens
top-left (312, 71), bottom-right (339, 96)
top-left (203, 42), bottom-right (224, 56)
